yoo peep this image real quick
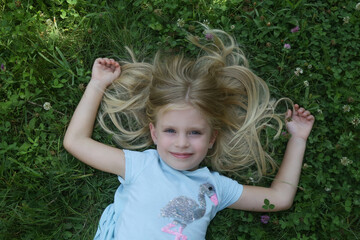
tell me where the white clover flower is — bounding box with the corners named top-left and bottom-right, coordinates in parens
top-left (303, 163), bottom-right (309, 169)
top-left (324, 187), bottom-right (331, 192)
top-left (356, 3), bottom-right (360, 10)
top-left (46, 19), bottom-right (53, 26)
top-left (177, 18), bottom-right (185, 28)
top-left (343, 16), bottom-right (350, 24)
top-left (203, 19), bottom-right (210, 26)
top-left (43, 102), bottom-right (52, 111)
top-left (303, 80), bottom-right (309, 87)
top-left (340, 157), bottom-right (353, 166)
top-left (230, 25), bottom-right (235, 30)
top-left (342, 105), bottom-right (351, 112)
top-left (307, 64), bottom-right (313, 69)
top-left (317, 109), bottom-right (323, 114)
top-left (294, 67), bottom-right (303, 76)
top-left (352, 116), bottom-right (360, 126)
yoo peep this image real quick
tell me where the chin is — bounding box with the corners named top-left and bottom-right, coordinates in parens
top-left (172, 163), bottom-right (199, 171)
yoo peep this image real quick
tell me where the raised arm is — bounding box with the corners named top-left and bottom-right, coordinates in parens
top-left (230, 104), bottom-right (315, 212)
top-left (63, 58), bottom-right (126, 178)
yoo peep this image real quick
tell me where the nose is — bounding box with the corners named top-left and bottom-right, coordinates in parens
top-left (175, 133), bottom-right (189, 148)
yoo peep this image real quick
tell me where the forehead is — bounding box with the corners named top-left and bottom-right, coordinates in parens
top-left (158, 103), bottom-right (195, 114)
top-left (156, 104), bottom-right (210, 128)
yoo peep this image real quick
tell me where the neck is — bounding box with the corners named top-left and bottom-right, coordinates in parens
top-left (198, 193), bottom-right (206, 208)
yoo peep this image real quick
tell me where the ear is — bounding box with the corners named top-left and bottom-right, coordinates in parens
top-left (208, 130), bottom-right (218, 149)
top-left (149, 122), bottom-right (157, 145)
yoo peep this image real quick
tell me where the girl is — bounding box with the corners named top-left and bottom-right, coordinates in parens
top-left (64, 29), bottom-right (314, 240)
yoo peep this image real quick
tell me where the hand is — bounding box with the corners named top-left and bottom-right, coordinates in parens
top-left (285, 104), bottom-right (315, 141)
top-left (91, 58), bottom-right (121, 88)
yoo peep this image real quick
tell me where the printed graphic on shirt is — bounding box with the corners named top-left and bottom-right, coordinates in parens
top-left (160, 183), bottom-right (218, 240)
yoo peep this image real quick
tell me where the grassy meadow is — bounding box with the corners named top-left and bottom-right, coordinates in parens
top-left (1, 0), bottom-right (359, 239)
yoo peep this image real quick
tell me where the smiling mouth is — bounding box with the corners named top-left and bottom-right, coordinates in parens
top-left (170, 152), bottom-right (193, 159)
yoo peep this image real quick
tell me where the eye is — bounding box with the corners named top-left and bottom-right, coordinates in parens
top-left (164, 129), bottom-right (176, 134)
top-left (189, 130), bottom-right (201, 135)
top-left (208, 186), bottom-right (213, 191)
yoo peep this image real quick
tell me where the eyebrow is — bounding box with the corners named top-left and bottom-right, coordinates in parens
top-left (160, 125), bottom-right (207, 131)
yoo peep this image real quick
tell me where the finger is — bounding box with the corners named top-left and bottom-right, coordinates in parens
top-left (285, 109), bottom-right (292, 122)
top-left (293, 104), bottom-right (301, 116)
top-left (294, 104), bottom-right (300, 111)
top-left (111, 60), bottom-right (120, 68)
top-left (303, 110), bottom-right (311, 116)
top-left (108, 59), bottom-right (115, 66)
top-left (108, 59), bottom-right (119, 70)
top-left (307, 115), bottom-right (315, 121)
top-left (106, 59), bottom-right (114, 70)
top-left (285, 109), bottom-right (292, 117)
top-left (106, 58), bottom-right (113, 67)
top-left (95, 58), bottom-right (104, 65)
top-left (114, 66), bottom-right (121, 77)
top-left (112, 61), bottom-right (120, 72)
top-left (98, 58), bottom-right (109, 66)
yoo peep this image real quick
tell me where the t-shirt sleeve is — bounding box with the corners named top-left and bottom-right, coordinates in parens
top-left (213, 173), bottom-right (243, 211)
top-left (118, 149), bottom-right (158, 184)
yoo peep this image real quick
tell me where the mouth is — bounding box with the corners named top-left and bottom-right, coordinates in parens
top-left (210, 194), bottom-right (219, 206)
top-left (170, 152), bottom-right (193, 159)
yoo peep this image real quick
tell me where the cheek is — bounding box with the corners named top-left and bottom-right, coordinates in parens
top-left (157, 135), bottom-right (172, 147)
top-left (193, 139), bottom-right (210, 151)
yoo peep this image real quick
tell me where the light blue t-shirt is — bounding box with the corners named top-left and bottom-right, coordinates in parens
top-left (94, 149), bottom-right (243, 240)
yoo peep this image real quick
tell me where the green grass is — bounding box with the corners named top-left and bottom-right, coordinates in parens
top-left (1, 0), bottom-right (359, 239)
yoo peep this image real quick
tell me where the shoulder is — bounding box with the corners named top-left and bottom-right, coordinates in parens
top-left (209, 171), bottom-right (244, 210)
top-left (121, 149), bottom-right (159, 183)
top-left (123, 148), bottom-right (159, 160)
top-left (123, 148), bottom-right (159, 170)
top-left (210, 171), bottom-right (243, 189)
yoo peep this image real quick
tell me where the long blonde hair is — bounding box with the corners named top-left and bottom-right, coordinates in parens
top-left (98, 29), bottom-right (285, 179)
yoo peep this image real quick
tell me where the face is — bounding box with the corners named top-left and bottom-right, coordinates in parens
top-left (149, 105), bottom-right (217, 171)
